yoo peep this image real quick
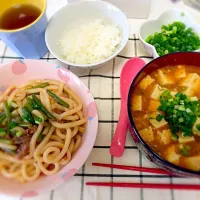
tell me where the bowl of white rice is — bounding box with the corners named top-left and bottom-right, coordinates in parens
top-left (45, 0), bottom-right (129, 68)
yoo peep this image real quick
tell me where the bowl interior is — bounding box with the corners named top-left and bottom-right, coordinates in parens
top-left (45, 0), bottom-right (129, 67)
top-left (0, 60), bottom-right (98, 197)
top-left (128, 52), bottom-right (200, 176)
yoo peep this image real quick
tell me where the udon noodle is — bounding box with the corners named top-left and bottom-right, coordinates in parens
top-left (0, 79), bottom-right (87, 183)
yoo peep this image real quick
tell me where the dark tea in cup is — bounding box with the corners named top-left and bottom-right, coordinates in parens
top-left (0, 4), bottom-right (41, 30)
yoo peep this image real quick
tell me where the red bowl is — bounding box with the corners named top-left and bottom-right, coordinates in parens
top-left (127, 52), bottom-right (200, 177)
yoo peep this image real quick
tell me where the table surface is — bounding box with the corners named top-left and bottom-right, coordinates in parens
top-left (1, 0), bottom-right (200, 200)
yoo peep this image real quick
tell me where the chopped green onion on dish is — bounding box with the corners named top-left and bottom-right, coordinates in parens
top-left (146, 21), bottom-right (200, 56)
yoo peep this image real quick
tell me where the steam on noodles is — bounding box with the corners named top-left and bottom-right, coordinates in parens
top-left (0, 79), bottom-right (87, 183)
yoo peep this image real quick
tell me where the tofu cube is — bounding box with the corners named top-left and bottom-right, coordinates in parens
top-left (148, 100), bottom-right (160, 112)
top-left (164, 145), bottom-right (181, 165)
top-left (174, 66), bottom-right (186, 79)
top-left (149, 112), bottom-right (168, 129)
top-left (178, 136), bottom-right (195, 144)
top-left (131, 95), bottom-right (142, 111)
top-left (159, 129), bottom-right (172, 145)
top-left (180, 73), bottom-right (199, 87)
top-left (183, 86), bottom-right (194, 97)
top-left (139, 126), bottom-right (154, 142)
top-left (138, 75), bottom-right (155, 90)
top-left (194, 78), bottom-right (200, 94)
top-left (181, 156), bottom-right (200, 171)
top-left (157, 70), bottom-right (174, 85)
top-left (150, 84), bottom-right (166, 100)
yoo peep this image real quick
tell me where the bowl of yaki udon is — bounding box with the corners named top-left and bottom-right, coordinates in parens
top-left (128, 52), bottom-right (200, 177)
top-left (0, 60), bottom-right (98, 197)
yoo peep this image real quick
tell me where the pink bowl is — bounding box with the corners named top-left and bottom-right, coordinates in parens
top-left (0, 60), bottom-right (98, 197)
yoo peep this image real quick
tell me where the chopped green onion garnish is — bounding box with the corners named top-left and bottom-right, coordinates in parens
top-left (178, 105), bottom-right (185, 111)
top-left (178, 118), bottom-right (184, 123)
top-left (186, 108), bottom-right (191, 113)
top-left (179, 145), bottom-right (190, 156)
top-left (156, 114), bottom-right (163, 122)
top-left (145, 21), bottom-right (200, 56)
top-left (171, 134), bottom-right (178, 141)
top-left (157, 90), bottom-right (200, 136)
top-left (196, 124), bottom-right (200, 131)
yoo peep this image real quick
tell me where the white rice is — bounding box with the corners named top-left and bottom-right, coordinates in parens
top-left (57, 19), bottom-right (122, 65)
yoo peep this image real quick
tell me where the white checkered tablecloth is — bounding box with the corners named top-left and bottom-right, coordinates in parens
top-left (1, 0), bottom-right (200, 200)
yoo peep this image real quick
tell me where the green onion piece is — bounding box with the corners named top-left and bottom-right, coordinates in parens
top-left (9, 121), bottom-right (18, 130)
top-left (21, 107), bottom-right (35, 124)
top-left (3, 101), bottom-right (11, 126)
top-left (180, 145), bottom-right (190, 156)
top-left (18, 123), bottom-right (32, 127)
top-left (4, 149), bottom-right (16, 155)
top-left (178, 105), bottom-right (185, 111)
top-left (32, 82), bottom-right (49, 89)
top-left (162, 90), bottom-right (170, 96)
top-left (0, 138), bottom-right (13, 145)
top-left (8, 101), bottom-right (13, 108)
top-left (156, 114), bottom-right (163, 122)
top-left (0, 128), bottom-right (6, 132)
top-left (32, 95), bottom-right (56, 120)
top-left (178, 118), bottom-right (184, 123)
top-left (196, 124), bottom-right (200, 131)
top-left (26, 97), bottom-right (39, 110)
top-left (37, 133), bottom-right (44, 142)
top-left (171, 134), bottom-right (178, 141)
top-left (25, 102), bottom-right (33, 112)
top-left (34, 115), bottom-right (43, 124)
top-left (186, 108), bottom-right (191, 113)
top-left (0, 112), bottom-right (6, 123)
top-left (175, 92), bottom-right (182, 97)
top-left (46, 89), bottom-right (69, 108)
top-left (39, 110), bottom-right (48, 120)
top-left (16, 131), bottom-right (23, 137)
top-left (181, 12), bottom-right (185, 16)
top-left (0, 131), bottom-right (6, 136)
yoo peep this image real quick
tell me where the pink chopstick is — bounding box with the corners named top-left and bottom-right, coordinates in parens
top-left (86, 182), bottom-right (200, 190)
top-left (92, 163), bottom-right (174, 175)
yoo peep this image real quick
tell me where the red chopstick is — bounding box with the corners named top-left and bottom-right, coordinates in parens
top-left (86, 182), bottom-right (200, 190)
top-left (92, 163), bottom-right (174, 175)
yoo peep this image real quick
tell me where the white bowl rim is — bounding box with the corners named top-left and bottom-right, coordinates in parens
top-left (45, 0), bottom-right (129, 68)
top-left (138, 8), bottom-right (200, 58)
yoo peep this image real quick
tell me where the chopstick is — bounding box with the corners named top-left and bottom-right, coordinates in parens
top-left (86, 182), bottom-right (200, 190)
top-left (88, 163), bottom-right (200, 190)
top-left (92, 163), bottom-right (174, 175)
